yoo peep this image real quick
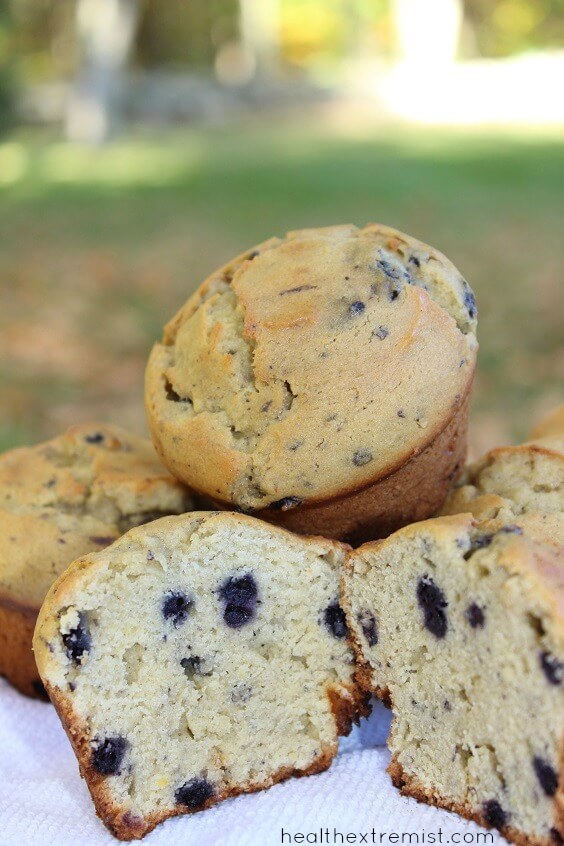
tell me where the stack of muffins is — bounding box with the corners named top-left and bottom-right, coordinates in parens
top-left (0, 224), bottom-right (561, 844)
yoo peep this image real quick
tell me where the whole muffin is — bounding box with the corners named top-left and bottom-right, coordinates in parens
top-left (146, 224), bottom-right (478, 543)
top-left (0, 423), bottom-right (192, 698)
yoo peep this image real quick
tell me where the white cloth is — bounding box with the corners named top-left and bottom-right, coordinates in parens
top-left (0, 680), bottom-right (505, 846)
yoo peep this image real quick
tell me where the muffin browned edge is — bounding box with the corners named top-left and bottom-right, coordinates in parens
top-left (340, 538), bottom-right (564, 846)
top-left (0, 592), bottom-right (46, 699)
top-left (41, 675), bottom-right (369, 840)
top-left (387, 751), bottom-right (563, 846)
top-left (205, 375), bottom-right (473, 545)
top-left (33, 513), bottom-right (370, 839)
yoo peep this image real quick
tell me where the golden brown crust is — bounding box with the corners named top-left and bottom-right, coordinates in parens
top-left (441, 429), bottom-right (564, 550)
top-left (44, 674), bottom-right (368, 840)
top-left (205, 383), bottom-right (471, 543)
top-left (0, 595), bottom-right (46, 699)
top-left (0, 422), bottom-right (193, 606)
top-left (388, 755), bottom-right (563, 846)
top-left (0, 423), bottom-right (193, 698)
top-left (145, 222), bottom-right (477, 540)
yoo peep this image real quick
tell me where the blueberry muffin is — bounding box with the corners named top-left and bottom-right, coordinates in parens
top-left (0, 423), bottom-right (193, 698)
top-left (441, 417), bottom-right (564, 549)
top-left (33, 511), bottom-right (367, 840)
top-left (145, 224), bottom-right (478, 543)
top-left (343, 514), bottom-right (564, 846)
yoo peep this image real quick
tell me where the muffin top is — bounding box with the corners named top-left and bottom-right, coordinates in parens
top-left (146, 223), bottom-right (478, 511)
top-left (0, 423), bottom-right (192, 606)
top-left (441, 428), bottom-right (564, 548)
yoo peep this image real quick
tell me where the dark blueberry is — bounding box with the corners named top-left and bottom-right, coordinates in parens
top-left (409, 255), bottom-right (421, 268)
top-left (389, 288), bottom-right (401, 301)
top-left (175, 777), bottom-right (214, 810)
top-left (248, 250), bottom-right (260, 259)
top-left (270, 496), bottom-right (303, 511)
top-left (464, 533), bottom-right (493, 558)
top-left (397, 410), bottom-right (406, 418)
top-left (32, 678), bottom-right (49, 701)
top-left (444, 700), bottom-right (452, 711)
top-left (219, 574), bottom-right (258, 607)
top-left (91, 736), bottom-right (127, 776)
top-left (44, 478), bottom-right (56, 489)
top-left (223, 604), bottom-right (254, 628)
top-left (324, 603), bottom-right (348, 639)
top-left (352, 449), bottom-right (373, 467)
top-left (219, 573), bottom-right (258, 629)
top-left (461, 280), bottom-right (477, 320)
top-left (357, 610), bottom-right (378, 646)
top-left (376, 259), bottom-right (402, 281)
top-left (62, 613), bottom-right (91, 663)
top-left (416, 576), bottom-right (448, 639)
top-left (162, 592), bottom-right (193, 627)
top-left (88, 535), bottom-right (115, 546)
top-left (483, 800), bottom-right (507, 830)
top-left (540, 651), bottom-right (563, 686)
top-left (533, 756), bottom-right (558, 796)
top-left (465, 603), bottom-right (485, 629)
top-left (372, 325), bottom-right (389, 340)
top-left (349, 300), bottom-right (366, 316)
top-left (147, 550), bottom-right (154, 560)
top-left (84, 433), bottom-right (104, 444)
top-left (498, 524), bottom-right (523, 535)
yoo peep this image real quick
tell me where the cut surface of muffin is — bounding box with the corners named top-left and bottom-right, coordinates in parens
top-left (34, 512), bottom-right (365, 840)
top-left (343, 514), bottom-right (564, 846)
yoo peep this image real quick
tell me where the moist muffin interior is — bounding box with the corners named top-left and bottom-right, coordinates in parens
top-left (344, 517), bottom-right (563, 846)
top-left (35, 513), bottom-right (360, 835)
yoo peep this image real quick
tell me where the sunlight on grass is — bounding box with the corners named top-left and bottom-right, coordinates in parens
top-left (1, 123), bottom-right (562, 196)
top-left (0, 121), bottom-right (561, 452)
top-left (0, 137), bottom-right (206, 189)
top-left (0, 143), bottom-right (28, 185)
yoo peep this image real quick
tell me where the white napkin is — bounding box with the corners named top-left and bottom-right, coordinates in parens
top-left (0, 680), bottom-right (505, 846)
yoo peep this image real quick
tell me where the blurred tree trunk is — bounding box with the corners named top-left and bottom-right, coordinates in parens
top-left (239, 0), bottom-right (280, 78)
top-left (392, 0), bottom-right (462, 65)
top-left (65, 0), bottom-right (140, 144)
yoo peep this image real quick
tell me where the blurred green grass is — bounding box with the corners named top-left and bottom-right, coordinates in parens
top-left (0, 121), bottom-right (562, 455)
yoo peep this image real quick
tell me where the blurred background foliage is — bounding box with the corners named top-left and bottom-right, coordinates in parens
top-left (2, 0), bottom-right (564, 91)
top-left (0, 0), bottom-right (562, 456)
